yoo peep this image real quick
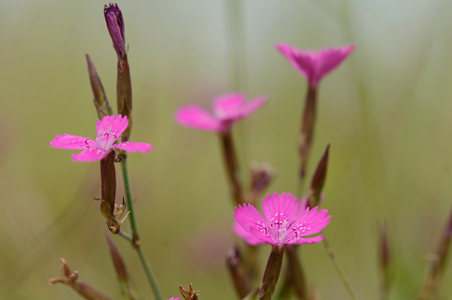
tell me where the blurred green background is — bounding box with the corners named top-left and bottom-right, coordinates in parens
top-left (1, 0), bottom-right (452, 299)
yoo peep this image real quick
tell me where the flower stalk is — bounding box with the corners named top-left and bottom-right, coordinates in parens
top-left (102, 5), bottom-right (161, 299)
top-left (226, 245), bottom-right (251, 298)
top-left (220, 130), bottom-right (244, 206)
top-left (119, 157), bottom-right (163, 300)
top-left (298, 84), bottom-right (317, 188)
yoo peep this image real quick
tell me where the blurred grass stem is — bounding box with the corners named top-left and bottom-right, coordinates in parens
top-left (226, 0), bottom-right (246, 92)
top-left (119, 158), bottom-right (163, 300)
top-left (418, 205), bottom-right (452, 300)
top-left (322, 239), bottom-right (357, 299)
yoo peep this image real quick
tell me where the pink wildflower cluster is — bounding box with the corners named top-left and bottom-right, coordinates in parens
top-left (50, 115), bottom-right (152, 161)
top-left (175, 93), bottom-right (266, 133)
top-left (276, 43), bottom-right (355, 87)
top-left (233, 192), bottom-right (331, 246)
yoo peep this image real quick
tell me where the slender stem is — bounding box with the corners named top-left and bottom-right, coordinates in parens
top-left (297, 85), bottom-right (317, 196)
top-left (137, 246), bottom-right (162, 300)
top-left (118, 230), bottom-right (133, 243)
top-left (219, 130), bottom-right (244, 206)
top-left (322, 239), bottom-right (357, 300)
top-left (226, 246), bottom-right (251, 298)
top-left (120, 158), bottom-right (139, 242)
top-left (119, 157), bottom-right (163, 300)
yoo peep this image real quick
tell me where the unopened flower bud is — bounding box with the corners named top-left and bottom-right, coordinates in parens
top-left (104, 3), bottom-right (126, 59)
top-left (86, 54), bottom-right (112, 118)
top-left (307, 144), bottom-right (330, 208)
top-left (258, 245), bottom-right (284, 300)
top-left (105, 234), bottom-right (129, 283)
top-left (249, 162), bottom-right (275, 203)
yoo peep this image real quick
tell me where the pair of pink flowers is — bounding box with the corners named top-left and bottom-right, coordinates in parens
top-left (175, 43), bottom-right (354, 132)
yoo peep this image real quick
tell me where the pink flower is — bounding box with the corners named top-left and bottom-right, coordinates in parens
top-left (167, 298), bottom-right (180, 300)
top-left (50, 115), bottom-right (153, 162)
top-left (276, 43), bottom-right (355, 88)
top-left (175, 93), bottom-right (267, 133)
top-left (233, 192), bottom-right (331, 246)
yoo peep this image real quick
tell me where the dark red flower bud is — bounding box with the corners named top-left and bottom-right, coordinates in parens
top-left (104, 3), bottom-right (126, 59)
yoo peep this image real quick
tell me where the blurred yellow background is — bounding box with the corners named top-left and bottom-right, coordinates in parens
top-left (1, 0), bottom-right (452, 299)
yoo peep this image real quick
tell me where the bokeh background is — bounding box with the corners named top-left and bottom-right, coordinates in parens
top-left (1, 0), bottom-right (452, 299)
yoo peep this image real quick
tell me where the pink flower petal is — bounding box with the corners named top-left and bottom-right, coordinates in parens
top-left (168, 298), bottom-right (181, 300)
top-left (50, 134), bottom-right (95, 150)
top-left (237, 96), bottom-right (267, 118)
top-left (234, 203), bottom-right (271, 244)
top-left (113, 142), bottom-right (153, 152)
top-left (96, 114), bottom-right (128, 141)
top-left (212, 93), bottom-right (245, 119)
top-left (287, 235), bottom-right (325, 245)
top-left (71, 148), bottom-right (107, 162)
top-left (262, 192), bottom-right (299, 223)
top-left (175, 105), bottom-right (222, 132)
top-left (295, 207), bottom-right (332, 237)
top-left (233, 223), bottom-right (263, 246)
top-left (316, 44), bottom-right (355, 84)
top-left (276, 43), bottom-right (310, 78)
top-left (276, 43), bottom-right (355, 87)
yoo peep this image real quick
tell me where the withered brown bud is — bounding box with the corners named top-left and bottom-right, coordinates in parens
top-left (179, 283), bottom-right (199, 300)
top-left (49, 258), bottom-right (112, 300)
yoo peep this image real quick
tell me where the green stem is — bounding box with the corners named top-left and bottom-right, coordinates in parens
top-left (119, 158), bottom-right (163, 300)
top-left (118, 230), bottom-right (133, 243)
top-left (137, 246), bottom-right (162, 300)
top-left (120, 159), bottom-right (139, 242)
top-left (322, 239), bottom-right (357, 300)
